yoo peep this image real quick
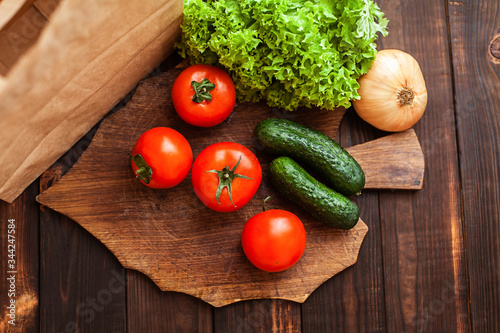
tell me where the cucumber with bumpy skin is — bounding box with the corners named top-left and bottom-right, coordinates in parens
top-left (270, 156), bottom-right (359, 230)
top-left (255, 118), bottom-right (365, 196)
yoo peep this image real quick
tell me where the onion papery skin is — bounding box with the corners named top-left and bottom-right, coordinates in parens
top-left (353, 49), bottom-right (428, 132)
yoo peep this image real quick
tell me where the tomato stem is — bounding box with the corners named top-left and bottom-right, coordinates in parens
top-left (129, 153), bottom-right (153, 184)
top-left (191, 78), bottom-right (216, 103)
top-left (263, 196), bottom-right (272, 212)
top-left (206, 156), bottom-right (252, 207)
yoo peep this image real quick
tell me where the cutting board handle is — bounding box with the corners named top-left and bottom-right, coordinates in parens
top-left (346, 129), bottom-right (425, 190)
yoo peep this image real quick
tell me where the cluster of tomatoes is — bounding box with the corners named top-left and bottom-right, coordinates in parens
top-left (129, 64), bottom-right (306, 273)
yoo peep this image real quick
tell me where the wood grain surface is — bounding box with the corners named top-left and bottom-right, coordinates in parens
top-left (448, 0), bottom-right (500, 331)
top-left (374, 0), bottom-right (469, 332)
top-left (346, 129), bottom-right (424, 190)
top-left (0, 181), bottom-right (39, 332)
top-left (36, 66), bottom-right (383, 307)
top-left (3, 0), bottom-right (500, 330)
top-left (39, 166), bottom-right (126, 333)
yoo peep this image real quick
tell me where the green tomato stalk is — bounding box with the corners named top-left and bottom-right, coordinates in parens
top-left (206, 156), bottom-right (252, 207)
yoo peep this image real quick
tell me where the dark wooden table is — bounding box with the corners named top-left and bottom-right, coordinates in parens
top-left (1, 0), bottom-right (499, 331)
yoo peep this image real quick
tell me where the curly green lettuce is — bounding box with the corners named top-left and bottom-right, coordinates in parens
top-left (177, 0), bottom-right (388, 111)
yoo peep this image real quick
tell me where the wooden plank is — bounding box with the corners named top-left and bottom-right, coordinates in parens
top-left (0, 181), bottom-right (39, 332)
top-left (448, 0), bottom-right (500, 331)
top-left (127, 270), bottom-right (213, 332)
top-left (38, 134), bottom-right (127, 333)
top-left (491, 35), bottom-right (500, 60)
top-left (301, 111), bottom-right (387, 332)
top-left (214, 300), bottom-right (300, 332)
top-left (375, 0), bottom-right (469, 332)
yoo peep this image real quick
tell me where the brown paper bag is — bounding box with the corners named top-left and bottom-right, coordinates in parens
top-left (0, 0), bottom-right (35, 31)
top-left (0, 0), bottom-right (183, 202)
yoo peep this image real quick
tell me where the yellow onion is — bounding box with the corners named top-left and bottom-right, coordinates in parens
top-left (353, 49), bottom-right (428, 132)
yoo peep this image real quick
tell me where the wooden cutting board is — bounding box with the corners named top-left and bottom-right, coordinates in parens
top-left (37, 65), bottom-right (424, 307)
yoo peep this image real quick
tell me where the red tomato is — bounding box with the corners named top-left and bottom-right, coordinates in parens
top-left (130, 127), bottom-right (192, 189)
top-left (242, 209), bottom-right (306, 272)
top-left (172, 64), bottom-right (236, 127)
top-left (192, 142), bottom-right (262, 212)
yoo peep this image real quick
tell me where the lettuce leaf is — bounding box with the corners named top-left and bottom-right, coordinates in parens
top-left (177, 0), bottom-right (388, 111)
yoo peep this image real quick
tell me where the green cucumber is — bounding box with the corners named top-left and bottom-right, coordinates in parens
top-left (254, 118), bottom-right (365, 196)
top-left (270, 156), bottom-right (359, 230)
